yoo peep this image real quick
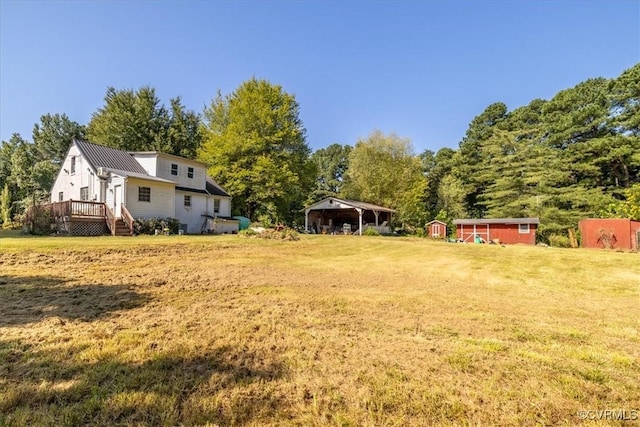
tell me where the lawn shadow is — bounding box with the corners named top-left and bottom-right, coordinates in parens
top-left (1, 338), bottom-right (288, 425)
top-left (0, 274), bottom-right (151, 326)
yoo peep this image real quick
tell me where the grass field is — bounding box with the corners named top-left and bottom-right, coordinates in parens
top-left (1, 233), bottom-right (639, 426)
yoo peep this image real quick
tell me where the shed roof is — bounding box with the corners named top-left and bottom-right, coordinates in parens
top-left (453, 218), bottom-right (540, 225)
top-left (426, 220), bottom-right (447, 226)
top-left (75, 140), bottom-right (148, 174)
top-left (305, 197), bottom-right (396, 213)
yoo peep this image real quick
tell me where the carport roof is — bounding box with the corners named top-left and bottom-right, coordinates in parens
top-left (305, 197), bottom-right (396, 213)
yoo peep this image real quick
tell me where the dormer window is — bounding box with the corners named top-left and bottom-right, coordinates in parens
top-left (188, 167), bottom-right (194, 179)
top-left (171, 164), bottom-right (178, 175)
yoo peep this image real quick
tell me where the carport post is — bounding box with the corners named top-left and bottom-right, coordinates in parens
top-left (304, 209), bottom-right (309, 233)
top-left (357, 208), bottom-right (363, 235)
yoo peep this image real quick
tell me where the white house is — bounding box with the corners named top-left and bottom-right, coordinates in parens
top-left (50, 140), bottom-right (238, 234)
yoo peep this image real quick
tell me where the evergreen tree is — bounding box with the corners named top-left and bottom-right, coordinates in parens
top-left (309, 143), bottom-right (352, 202)
top-left (32, 113), bottom-right (85, 164)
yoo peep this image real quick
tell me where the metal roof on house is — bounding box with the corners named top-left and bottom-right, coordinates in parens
top-left (129, 151), bottom-right (208, 167)
top-left (176, 186), bottom-right (209, 195)
top-left (453, 218), bottom-right (540, 225)
top-left (75, 140), bottom-right (148, 174)
top-left (106, 168), bottom-right (175, 184)
top-left (206, 177), bottom-right (231, 197)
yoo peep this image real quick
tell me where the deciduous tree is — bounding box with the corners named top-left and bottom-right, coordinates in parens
top-left (344, 130), bottom-right (428, 227)
top-left (198, 78), bottom-right (314, 223)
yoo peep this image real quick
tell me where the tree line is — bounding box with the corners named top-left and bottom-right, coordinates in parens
top-left (1, 65), bottom-right (638, 240)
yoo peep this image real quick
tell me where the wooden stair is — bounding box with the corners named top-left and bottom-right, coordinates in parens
top-left (113, 218), bottom-right (132, 236)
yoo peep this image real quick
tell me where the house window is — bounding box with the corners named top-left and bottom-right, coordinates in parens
top-left (58, 192), bottom-right (64, 202)
top-left (519, 223), bottom-right (530, 234)
top-left (80, 187), bottom-right (89, 201)
top-left (184, 195), bottom-right (191, 207)
top-left (138, 187), bottom-right (151, 202)
top-left (214, 199), bottom-right (220, 214)
top-left (187, 167), bottom-right (194, 179)
top-left (171, 164), bottom-right (178, 176)
top-left (70, 156), bottom-right (76, 174)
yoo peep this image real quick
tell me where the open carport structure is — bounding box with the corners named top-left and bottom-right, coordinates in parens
top-left (304, 197), bottom-right (395, 235)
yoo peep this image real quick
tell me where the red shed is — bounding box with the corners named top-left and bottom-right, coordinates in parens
top-left (426, 220), bottom-right (447, 239)
top-left (578, 218), bottom-right (640, 250)
top-left (453, 218), bottom-right (539, 245)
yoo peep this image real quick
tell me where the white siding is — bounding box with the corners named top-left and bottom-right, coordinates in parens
top-left (206, 196), bottom-right (232, 217)
top-left (125, 178), bottom-right (175, 219)
top-left (50, 144), bottom-right (101, 202)
top-left (105, 174), bottom-right (125, 214)
top-left (155, 156), bottom-right (207, 189)
top-left (175, 191), bottom-right (208, 234)
top-left (214, 220), bottom-right (239, 234)
top-left (131, 154), bottom-right (158, 176)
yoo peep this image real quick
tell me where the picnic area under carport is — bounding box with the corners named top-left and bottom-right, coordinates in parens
top-left (304, 197), bottom-right (395, 235)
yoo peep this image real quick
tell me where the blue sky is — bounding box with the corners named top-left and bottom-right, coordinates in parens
top-left (1, 1), bottom-right (638, 153)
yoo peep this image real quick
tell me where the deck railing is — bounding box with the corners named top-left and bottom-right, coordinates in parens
top-left (105, 204), bottom-right (116, 235)
top-left (46, 200), bottom-right (106, 218)
top-left (70, 200), bottom-right (106, 217)
top-left (121, 204), bottom-right (135, 235)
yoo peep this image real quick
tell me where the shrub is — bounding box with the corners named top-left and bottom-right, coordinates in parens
top-left (415, 227), bottom-right (425, 238)
top-left (238, 229), bottom-right (258, 237)
top-left (133, 217), bottom-right (180, 235)
top-left (363, 228), bottom-right (380, 236)
top-left (548, 234), bottom-right (571, 248)
top-left (22, 204), bottom-right (55, 235)
top-left (239, 227), bottom-right (300, 241)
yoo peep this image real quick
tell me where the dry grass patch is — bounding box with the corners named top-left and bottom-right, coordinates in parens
top-left (1, 234), bottom-right (639, 425)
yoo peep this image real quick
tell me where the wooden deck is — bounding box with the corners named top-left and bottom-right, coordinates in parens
top-left (43, 200), bottom-right (133, 236)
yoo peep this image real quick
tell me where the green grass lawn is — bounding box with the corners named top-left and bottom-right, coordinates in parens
top-left (1, 233), bottom-right (639, 426)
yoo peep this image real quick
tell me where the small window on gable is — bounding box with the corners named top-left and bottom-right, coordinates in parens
top-left (138, 187), bottom-right (151, 202)
top-left (188, 167), bottom-right (194, 179)
top-left (58, 192), bottom-right (64, 202)
top-left (184, 195), bottom-right (191, 207)
top-left (70, 156), bottom-right (76, 174)
top-left (518, 223), bottom-right (530, 234)
top-left (171, 164), bottom-right (178, 176)
top-left (80, 187), bottom-right (89, 201)
top-left (214, 199), bottom-right (220, 214)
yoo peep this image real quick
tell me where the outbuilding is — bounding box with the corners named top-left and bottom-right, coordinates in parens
top-left (304, 197), bottom-right (395, 235)
top-left (453, 218), bottom-right (539, 245)
top-left (578, 218), bottom-right (640, 250)
top-left (425, 220), bottom-right (447, 239)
